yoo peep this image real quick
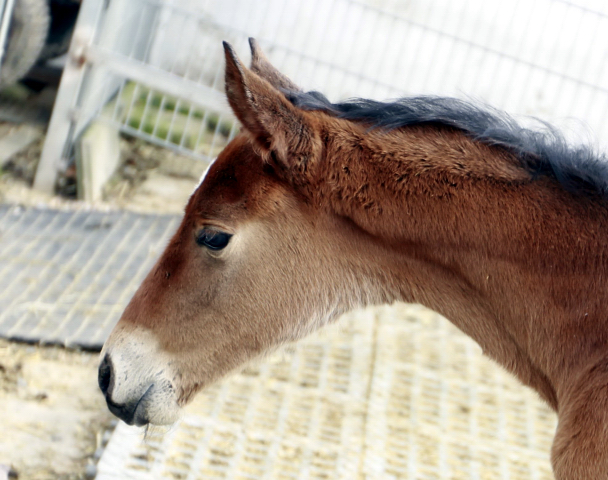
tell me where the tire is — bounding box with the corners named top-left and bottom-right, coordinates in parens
top-left (0, 0), bottom-right (50, 87)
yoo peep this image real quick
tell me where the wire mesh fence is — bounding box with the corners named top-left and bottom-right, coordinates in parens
top-left (35, 0), bottom-right (608, 192)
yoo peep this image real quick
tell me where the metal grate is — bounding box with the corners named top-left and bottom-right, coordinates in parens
top-left (36, 0), bottom-right (608, 192)
top-left (0, 205), bottom-right (179, 348)
top-left (96, 304), bottom-right (557, 480)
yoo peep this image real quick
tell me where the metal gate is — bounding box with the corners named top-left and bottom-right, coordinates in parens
top-left (34, 0), bottom-right (608, 193)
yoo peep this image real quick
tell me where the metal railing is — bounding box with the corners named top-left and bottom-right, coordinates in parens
top-left (0, 0), bottom-right (16, 75)
top-left (34, 0), bottom-right (608, 193)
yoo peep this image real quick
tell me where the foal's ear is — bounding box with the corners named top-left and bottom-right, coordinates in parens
top-left (223, 41), bottom-right (319, 172)
top-left (248, 38), bottom-right (301, 92)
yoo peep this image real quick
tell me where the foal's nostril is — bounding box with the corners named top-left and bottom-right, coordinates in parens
top-left (98, 354), bottom-right (113, 396)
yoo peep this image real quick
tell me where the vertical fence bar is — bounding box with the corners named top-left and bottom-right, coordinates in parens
top-left (33, 0), bottom-right (108, 193)
top-left (0, 0), bottom-right (15, 74)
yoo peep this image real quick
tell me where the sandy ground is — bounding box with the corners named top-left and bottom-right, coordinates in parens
top-left (0, 137), bottom-right (204, 479)
top-left (0, 340), bottom-right (112, 480)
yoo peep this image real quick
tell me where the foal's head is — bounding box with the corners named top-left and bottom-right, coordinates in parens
top-left (99, 40), bottom-right (389, 425)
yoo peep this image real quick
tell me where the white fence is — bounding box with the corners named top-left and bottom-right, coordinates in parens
top-left (0, 0), bottom-right (16, 74)
top-left (34, 0), bottom-right (608, 193)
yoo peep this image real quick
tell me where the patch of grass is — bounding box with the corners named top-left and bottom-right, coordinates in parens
top-left (139, 90), bottom-right (159, 108)
top-left (155, 123), bottom-right (170, 140)
top-left (169, 131), bottom-right (182, 144)
top-left (206, 113), bottom-right (233, 138)
top-left (117, 81), bottom-right (231, 150)
top-left (141, 121), bottom-right (155, 135)
top-left (163, 97), bottom-right (177, 111)
top-left (137, 90), bottom-right (180, 112)
top-left (127, 116), bottom-right (141, 130)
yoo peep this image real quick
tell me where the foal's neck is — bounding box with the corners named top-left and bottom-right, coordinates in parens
top-left (317, 120), bottom-right (608, 409)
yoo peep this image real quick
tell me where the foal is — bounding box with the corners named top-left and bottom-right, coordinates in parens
top-left (99, 39), bottom-right (608, 478)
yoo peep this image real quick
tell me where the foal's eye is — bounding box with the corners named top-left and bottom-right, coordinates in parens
top-left (196, 229), bottom-right (233, 251)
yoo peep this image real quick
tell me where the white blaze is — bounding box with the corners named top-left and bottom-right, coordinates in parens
top-left (191, 158), bottom-right (216, 198)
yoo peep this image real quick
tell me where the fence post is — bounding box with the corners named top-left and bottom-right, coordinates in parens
top-left (75, 120), bottom-right (120, 203)
top-left (32, 0), bottom-right (104, 194)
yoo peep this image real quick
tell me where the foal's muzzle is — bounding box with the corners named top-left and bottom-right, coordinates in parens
top-left (98, 328), bottom-right (181, 426)
top-left (98, 353), bottom-right (153, 426)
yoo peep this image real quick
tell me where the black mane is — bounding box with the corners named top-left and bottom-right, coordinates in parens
top-left (286, 90), bottom-right (608, 197)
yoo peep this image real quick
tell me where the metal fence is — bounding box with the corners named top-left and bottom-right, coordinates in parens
top-left (34, 0), bottom-right (608, 193)
top-left (0, 0), bottom-right (16, 79)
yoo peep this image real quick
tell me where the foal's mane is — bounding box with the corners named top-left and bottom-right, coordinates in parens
top-left (287, 90), bottom-right (608, 197)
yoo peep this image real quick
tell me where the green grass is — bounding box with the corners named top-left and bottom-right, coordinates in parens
top-left (115, 83), bottom-right (234, 151)
top-left (206, 113), bottom-right (233, 137)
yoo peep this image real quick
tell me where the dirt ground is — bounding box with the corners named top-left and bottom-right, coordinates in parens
top-left (0, 340), bottom-right (112, 479)
top-left (0, 133), bottom-right (204, 479)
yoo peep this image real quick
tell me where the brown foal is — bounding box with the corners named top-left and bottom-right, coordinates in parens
top-left (99, 39), bottom-right (608, 478)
